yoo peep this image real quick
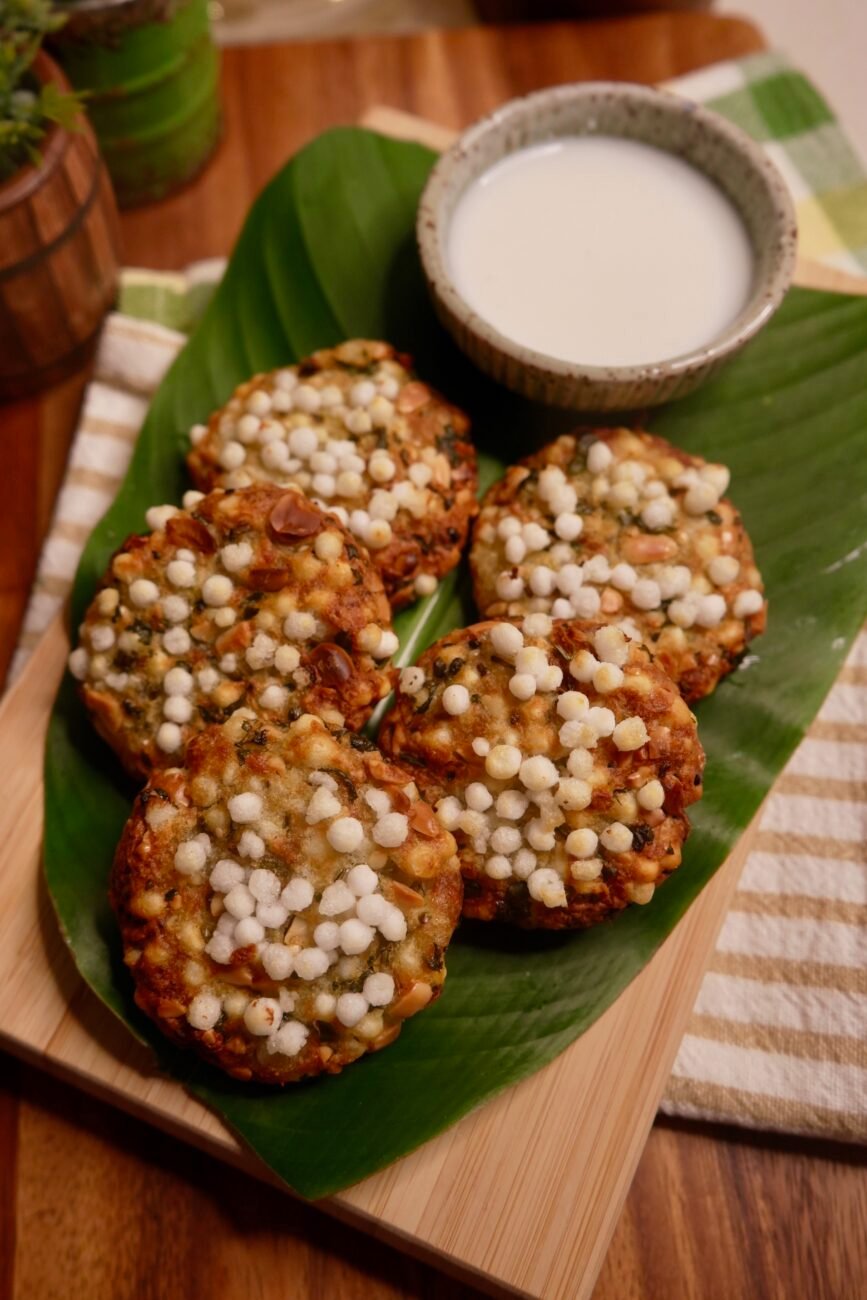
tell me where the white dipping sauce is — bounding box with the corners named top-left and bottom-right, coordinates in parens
top-left (447, 136), bottom-right (755, 367)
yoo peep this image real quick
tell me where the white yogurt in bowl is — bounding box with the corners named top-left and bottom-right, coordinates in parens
top-left (447, 136), bottom-right (755, 368)
top-left (417, 82), bottom-right (797, 409)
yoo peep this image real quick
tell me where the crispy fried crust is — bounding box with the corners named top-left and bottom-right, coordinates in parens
top-left (379, 618), bottom-right (704, 929)
top-left (470, 429), bottom-right (766, 701)
top-left (186, 340), bottom-right (479, 609)
top-left (70, 486), bottom-right (394, 779)
top-left (111, 713), bottom-right (463, 1084)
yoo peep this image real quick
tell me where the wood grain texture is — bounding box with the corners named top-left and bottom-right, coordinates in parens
top-left (3, 14), bottom-right (865, 1300)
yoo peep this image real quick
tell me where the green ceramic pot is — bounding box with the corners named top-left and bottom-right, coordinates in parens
top-left (50, 0), bottom-right (221, 207)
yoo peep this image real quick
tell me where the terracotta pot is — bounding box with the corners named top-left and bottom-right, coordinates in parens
top-left (0, 51), bottom-right (120, 401)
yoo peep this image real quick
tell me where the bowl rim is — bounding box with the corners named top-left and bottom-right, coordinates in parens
top-left (417, 80), bottom-right (798, 385)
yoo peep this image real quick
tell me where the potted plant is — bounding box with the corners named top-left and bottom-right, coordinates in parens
top-left (49, 0), bottom-right (221, 208)
top-left (0, 0), bottom-right (119, 401)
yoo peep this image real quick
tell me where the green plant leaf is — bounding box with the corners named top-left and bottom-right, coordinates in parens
top-left (45, 128), bottom-right (867, 1200)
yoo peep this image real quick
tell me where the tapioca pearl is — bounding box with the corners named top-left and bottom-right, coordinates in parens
top-left (571, 858), bottom-right (603, 882)
top-left (492, 790), bottom-right (525, 822)
top-left (414, 574), bottom-right (438, 598)
top-left (571, 588), bottom-right (602, 619)
top-left (472, 737), bottom-right (491, 757)
top-left (506, 848), bottom-right (534, 881)
top-left (305, 786), bottom-right (342, 825)
top-left (189, 422), bottom-right (208, 446)
top-left (223, 883), bottom-right (256, 920)
top-left (173, 838), bottom-right (208, 877)
top-left (557, 691), bottom-right (589, 721)
top-left (490, 825), bottom-right (523, 856)
top-left (204, 933), bottom-right (234, 964)
top-left (338, 918), bottom-right (376, 956)
top-left (612, 716), bottom-right (649, 752)
top-left (570, 650), bottom-right (598, 683)
top-left (527, 867), bottom-right (567, 908)
top-left (235, 915), bottom-right (265, 946)
top-left (522, 522), bottom-right (550, 552)
top-left (372, 813), bottom-right (408, 847)
top-left (362, 973), bottom-right (395, 1008)
top-left (558, 719), bottom-right (593, 750)
top-left (310, 472), bottom-right (335, 499)
top-left (282, 877), bottom-right (315, 912)
top-left (347, 379), bottom-right (376, 408)
top-left (327, 817), bottom-right (364, 854)
top-left (292, 384), bottom-right (320, 414)
top-left (513, 646), bottom-right (548, 681)
top-left (586, 706), bottom-right (616, 738)
top-left (282, 610), bottom-right (315, 642)
top-left (485, 744), bottom-right (523, 781)
top-left (607, 481), bottom-right (639, 510)
top-left (405, 461), bottom-right (433, 492)
top-left (313, 921), bottom-right (341, 951)
top-left (161, 595), bottom-right (189, 625)
top-left (658, 565), bottom-right (692, 600)
top-left (534, 665), bottom-right (561, 694)
top-left (196, 667), bottom-right (219, 693)
top-left (520, 755), bottom-right (558, 792)
top-left (87, 623), bottom-right (115, 654)
top-left (708, 555), bottom-right (740, 586)
top-left (366, 489), bottom-right (397, 522)
top-left (228, 792), bottom-right (263, 824)
top-left (566, 827), bottom-right (598, 858)
top-left (345, 864), bottom-right (377, 897)
top-left (373, 629), bottom-right (398, 660)
top-left (460, 808), bottom-right (489, 838)
top-left (583, 555), bottom-right (611, 586)
top-left (439, 683), bottom-right (469, 716)
top-left (354, 893), bottom-right (388, 929)
top-left (435, 796), bottom-right (463, 831)
top-left (556, 564), bottom-right (584, 596)
top-left (567, 749), bottom-right (594, 778)
top-left (268, 1020), bottom-right (310, 1057)
top-left (310, 450), bottom-right (338, 474)
top-left (245, 632), bottom-right (277, 670)
top-left (668, 598), bottom-right (697, 629)
top-left (218, 440), bottom-right (246, 471)
top-left (600, 822), bottom-right (634, 853)
top-left (631, 579), bottom-right (662, 611)
top-left (521, 614), bottom-right (552, 640)
top-left (333, 469), bottom-right (362, 498)
top-left (220, 539), bottom-right (254, 573)
top-left (496, 571), bottom-right (525, 601)
top-left (286, 425), bottom-right (316, 459)
top-left (104, 672), bottom-right (129, 692)
top-left (637, 779), bottom-right (665, 812)
top-left (366, 519), bottom-right (393, 550)
top-left (538, 463), bottom-right (566, 491)
top-left (368, 395), bottom-right (394, 428)
top-left (557, 779), bottom-right (592, 811)
top-left (145, 504), bottom-right (179, 533)
top-left (733, 589), bottom-right (763, 618)
top-left (464, 782), bottom-right (492, 813)
top-left (259, 944), bottom-right (294, 981)
top-left (684, 481), bottom-right (720, 515)
top-left (201, 574), bottom-right (233, 608)
top-left (212, 606), bottom-right (236, 629)
top-left (550, 598), bottom-right (572, 619)
top-left (489, 622), bottom-right (524, 659)
top-left (640, 497), bottom-right (675, 530)
top-left (166, 559), bottom-right (196, 589)
top-left (550, 510), bottom-right (581, 547)
top-left (345, 407), bottom-right (372, 435)
top-left (609, 563), bottom-right (637, 593)
top-left (592, 662), bottom-right (624, 694)
top-left (247, 868), bottom-right (281, 905)
top-left (504, 534), bottom-right (527, 565)
top-left (355, 623), bottom-right (382, 655)
top-left (641, 478), bottom-right (667, 499)
top-left (332, 991), bottom-right (368, 1028)
top-left (128, 578), bottom-right (159, 608)
top-left (164, 695), bottom-right (193, 724)
top-left (209, 859), bottom-right (245, 892)
top-left (236, 415), bottom-right (261, 446)
top-left (497, 516), bottom-right (522, 540)
top-left (362, 792), bottom-right (390, 824)
top-left (185, 992), bottom-right (222, 1031)
top-left (161, 625), bottom-right (190, 656)
top-left (695, 593), bottom-right (727, 628)
top-left (547, 480), bottom-right (579, 514)
top-left (378, 903), bottom-right (408, 942)
top-left (269, 645), bottom-right (299, 678)
top-left (248, 388), bottom-right (274, 418)
top-left (163, 665), bottom-right (194, 697)
top-left (700, 463), bottom-right (731, 495)
top-left (482, 854), bottom-right (511, 881)
top-left (293, 947), bottom-right (330, 981)
top-left (399, 666), bottom-right (425, 696)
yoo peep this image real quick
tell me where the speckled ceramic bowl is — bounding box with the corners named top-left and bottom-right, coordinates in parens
top-left (417, 82), bottom-right (797, 410)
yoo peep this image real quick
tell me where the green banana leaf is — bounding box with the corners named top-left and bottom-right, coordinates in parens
top-left (45, 128), bottom-right (867, 1200)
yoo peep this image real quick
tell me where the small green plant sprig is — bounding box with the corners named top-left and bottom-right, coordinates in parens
top-left (0, 0), bottom-right (82, 182)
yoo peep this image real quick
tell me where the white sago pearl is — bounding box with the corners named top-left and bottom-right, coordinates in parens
top-left (202, 574), bottom-right (233, 607)
top-left (570, 650), bottom-right (598, 683)
top-left (556, 563), bottom-right (584, 596)
top-left (312, 473), bottom-right (336, 499)
top-left (586, 441), bottom-right (613, 473)
top-left (262, 945), bottom-right (295, 980)
top-left (554, 512), bottom-right (583, 541)
top-left (490, 825), bottom-right (522, 855)
top-left (519, 755), bottom-right (558, 792)
top-left (684, 481), bottom-right (719, 515)
top-left (593, 662), bottom-right (624, 694)
top-left (378, 904), bottom-right (407, 942)
top-left (282, 877), bottom-right (315, 911)
top-left (465, 782), bottom-right (493, 812)
top-left (174, 839), bottom-right (207, 876)
top-left (189, 423), bottom-right (208, 445)
top-left (695, 593), bottom-right (727, 628)
top-left (129, 578), bottom-right (159, 607)
top-left (223, 884), bottom-right (256, 919)
top-left (146, 504), bottom-right (178, 531)
top-left (571, 858), bottom-right (603, 882)
top-left (529, 566), bottom-right (556, 597)
top-left (235, 916), bottom-right (265, 946)
top-left (400, 666), bottom-right (425, 695)
top-left (509, 673), bottom-right (537, 701)
top-left (294, 384), bottom-right (321, 413)
top-left (356, 893), bottom-right (389, 927)
top-left (415, 574), bottom-right (437, 597)
top-left (668, 598), bottom-right (697, 628)
top-left (571, 588), bottom-right (602, 619)
top-left (187, 993), bottom-right (222, 1030)
top-left (471, 737), bottom-right (490, 756)
top-left (209, 859), bottom-right (244, 892)
top-left (306, 786), bottom-right (342, 823)
top-left (512, 848), bottom-right (537, 880)
top-left (259, 684), bottom-right (288, 711)
top-left (313, 921), bottom-right (341, 951)
top-left (374, 629), bottom-right (399, 659)
top-left (284, 610), bottom-right (316, 640)
top-left (658, 564), bottom-right (692, 600)
top-left (339, 919), bottom-right (375, 955)
top-left (557, 690), bottom-right (589, 720)
top-left (68, 649), bottom-right (91, 681)
top-left (586, 706), bottom-right (616, 737)
top-left (612, 717), bottom-right (649, 752)
top-left (638, 779), bottom-right (665, 810)
top-left (566, 827), bottom-right (598, 858)
top-left (366, 519), bottom-right (393, 549)
top-left (436, 796), bottom-right (462, 830)
top-left (522, 522), bottom-right (549, 552)
top-left (164, 696), bottom-right (192, 724)
top-left (485, 855), bottom-right (512, 880)
top-left (490, 622), bottom-right (523, 658)
top-left (336, 992), bottom-right (369, 1027)
top-left (610, 562), bottom-right (637, 591)
top-left (496, 572), bottom-right (525, 601)
top-left (269, 1021), bottom-right (309, 1056)
top-left (527, 867), bottom-right (567, 908)
top-left (631, 579), bottom-right (662, 610)
top-left (288, 426), bottom-right (317, 458)
top-left (162, 594), bottom-right (189, 622)
top-left (567, 748), bottom-right (593, 778)
top-left (327, 817), bottom-right (364, 853)
top-left (372, 813), bottom-right (408, 848)
top-left (496, 789), bottom-right (528, 820)
top-left (248, 868), bottom-right (281, 903)
top-left (346, 863), bottom-right (378, 896)
top-left (167, 559), bottom-right (196, 588)
top-left (641, 498), bottom-right (675, 530)
top-left (485, 744), bottom-right (522, 781)
top-left (219, 441), bottom-right (246, 470)
top-left (363, 973), bottom-right (395, 1006)
top-left (557, 779), bottom-right (592, 811)
top-left (443, 684), bottom-right (470, 715)
top-left (156, 722), bottom-right (182, 753)
top-left (228, 792), bottom-right (263, 823)
top-left (317, 880), bottom-right (355, 915)
top-left (504, 535), bottom-right (527, 565)
top-left (162, 625), bottom-right (190, 655)
top-left (600, 822), bottom-right (633, 854)
top-left (523, 613), bottom-right (552, 638)
top-left (295, 948), bottom-right (330, 980)
top-left (733, 589), bottom-right (763, 618)
top-left (708, 555), bottom-right (740, 586)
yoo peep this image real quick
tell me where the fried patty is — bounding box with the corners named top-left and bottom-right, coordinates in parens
top-left (470, 429), bottom-right (766, 701)
top-left (378, 616), bottom-right (704, 929)
top-left (111, 712), bottom-right (462, 1084)
top-left (186, 339), bottom-right (479, 609)
top-left (69, 485), bottom-right (395, 779)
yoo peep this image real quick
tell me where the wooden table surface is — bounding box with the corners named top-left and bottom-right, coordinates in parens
top-left (2, 14), bottom-right (866, 1300)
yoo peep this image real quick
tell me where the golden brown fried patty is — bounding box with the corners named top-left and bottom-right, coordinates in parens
top-left (378, 616), bottom-right (704, 929)
top-left (69, 485), bottom-right (395, 779)
top-left (186, 339), bottom-right (478, 609)
top-left (111, 712), bottom-right (462, 1084)
top-left (470, 429), bottom-right (766, 701)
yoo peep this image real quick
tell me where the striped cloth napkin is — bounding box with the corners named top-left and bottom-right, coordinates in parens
top-left (12, 54), bottom-right (867, 1143)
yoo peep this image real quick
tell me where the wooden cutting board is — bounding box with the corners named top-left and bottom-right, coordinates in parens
top-left (0, 14), bottom-right (782, 1300)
